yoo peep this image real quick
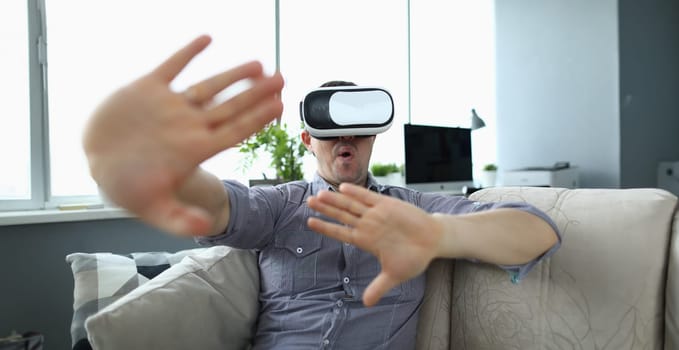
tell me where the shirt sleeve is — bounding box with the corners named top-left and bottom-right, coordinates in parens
top-left (194, 180), bottom-right (285, 250)
top-left (418, 192), bottom-right (562, 283)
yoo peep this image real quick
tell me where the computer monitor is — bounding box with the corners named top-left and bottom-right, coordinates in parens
top-left (404, 124), bottom-right (474, 194)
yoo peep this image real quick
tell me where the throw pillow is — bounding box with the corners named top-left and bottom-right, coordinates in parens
top-left (66, 248), bottom-right (206, 350)
top-left (84, 246), bottom-right (259, 350)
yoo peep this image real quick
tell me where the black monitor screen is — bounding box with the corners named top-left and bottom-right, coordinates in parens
top-left (404, 124), bottom-right (472, 184)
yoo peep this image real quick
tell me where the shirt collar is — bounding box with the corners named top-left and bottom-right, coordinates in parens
top-left (311, 172), bottom-right (385, 194)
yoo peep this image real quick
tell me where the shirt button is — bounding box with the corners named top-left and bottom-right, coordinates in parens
top-left (336, 300), bottom-right (343, 307)
top-left (296, 247), bottom-right (303, 254)
top-left (343, 277), bottom-right (350, 284)
top-left (323, 339), bottom-right (330, 346)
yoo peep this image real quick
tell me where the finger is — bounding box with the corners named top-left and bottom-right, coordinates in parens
top-left (307, 217), bottom-right (356, 245)
top-left (209, 95), bottom-right (283, 153)
top-left (151, 35), bottom-right (212, 83)
top-left (363, 272), bottom-right (401, 307)
top-left (142, 199), bottom-right (214, 236)
top-left (339, 183), bottom-right (384, 206)
top-left (205, 72), bottom-right (284, 125)
top-left (314, 190), bottom-right (369, 218)
top-left (307, 195), bottom-right (362, 226)
top-left (184, 61), bottom-right (264, 106)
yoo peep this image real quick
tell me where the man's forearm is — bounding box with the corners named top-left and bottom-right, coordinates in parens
top-left (177, 168), bottom-right (231, 236)
top-left (433, 209), bottom-right (558, 265)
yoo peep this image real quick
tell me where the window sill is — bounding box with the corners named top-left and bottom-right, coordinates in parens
top-left (0, 207), bottom-right (132, 226)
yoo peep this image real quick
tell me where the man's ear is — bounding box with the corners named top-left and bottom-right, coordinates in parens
top-left (300, 130), bottom-right (315, 157)
top-left (301, 130), bottom-right (312, 149)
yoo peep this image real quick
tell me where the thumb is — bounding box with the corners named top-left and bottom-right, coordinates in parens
top-left (363, 272), bottom-right (401, 307)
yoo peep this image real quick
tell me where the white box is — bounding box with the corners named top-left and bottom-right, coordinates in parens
top-left (502, 167), bottom-right (579, 188)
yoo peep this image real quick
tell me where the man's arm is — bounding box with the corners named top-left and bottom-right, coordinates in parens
top-left (306, 183), bottom-right (558, 306)
top-left (175, 168), bottom-right (232, 236)
top-left (433, 208), bottom-right (557, 265)
top-left (83, 35), bottom-right (283, 236)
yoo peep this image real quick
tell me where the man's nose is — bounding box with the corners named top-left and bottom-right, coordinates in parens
top-left (339, 135), bottom-right (355, 141)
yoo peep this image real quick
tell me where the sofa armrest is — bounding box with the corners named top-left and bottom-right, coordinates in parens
top-left (458, 186), bottom-right (677, 349)
top-left (666, 208), bottom-right (679, 349)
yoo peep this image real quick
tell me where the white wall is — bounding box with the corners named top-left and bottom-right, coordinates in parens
top-left (495, 0), bottom-right (620, 188)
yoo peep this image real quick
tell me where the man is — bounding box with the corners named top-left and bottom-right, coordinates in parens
top-left (84, 36), bottom-right (560, 349)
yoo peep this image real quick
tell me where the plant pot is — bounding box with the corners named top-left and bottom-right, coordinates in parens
top-left (480, 170), bottom-right (497, 188)
top-left (375, 172), bottom-right (404, 186)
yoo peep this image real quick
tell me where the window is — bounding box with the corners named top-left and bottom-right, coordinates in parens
top-left (45, 0), bottom-right (275, 200)
top-left (280, 0), bottom-right (495, 179)
top-left (279, 0), bottom-right (409, 177)
top-left (410, 0), bottom-right (496, 178)
top-left (0, 2), bottom-right (32, 207)
top-left (2, 1), bottom-right (496, 213)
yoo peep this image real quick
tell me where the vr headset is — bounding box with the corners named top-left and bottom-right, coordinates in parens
top-left (299, 86), bottom-right (394, 139)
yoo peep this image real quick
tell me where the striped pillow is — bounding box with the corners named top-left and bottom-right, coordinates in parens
top-left (65, 249), bottom-right (205, 350)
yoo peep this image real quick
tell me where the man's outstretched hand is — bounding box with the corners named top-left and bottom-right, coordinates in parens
top-left (83, 35), bottom-right (284, 235)
top-left (307, 183), bottom-right (444, 307)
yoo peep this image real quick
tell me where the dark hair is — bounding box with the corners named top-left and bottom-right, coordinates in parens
top-left (320, 80), bottom-right (356, 87)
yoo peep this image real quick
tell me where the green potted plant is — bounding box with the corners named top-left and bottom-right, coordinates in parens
top-left (483, 163), bottom-right (497, 172)
top-left (370, 163), bottom-right (400, 177)
top-left (239, 123), bottom-right (308, 185)
top-left (370, 162), bottom-right (403, 186)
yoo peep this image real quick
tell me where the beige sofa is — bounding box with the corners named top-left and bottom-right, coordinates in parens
top-left (417, 186), bottom-right (678, 349)
top-left (72, 186), bottom-right (678, 349)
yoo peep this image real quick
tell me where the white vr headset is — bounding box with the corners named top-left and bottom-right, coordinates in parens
top-left (299, 86), bottom-right (394, 139)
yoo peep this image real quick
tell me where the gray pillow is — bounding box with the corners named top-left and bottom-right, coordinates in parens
top-left (84, 246), bottom-right (259, 350)
top-left (66, 248), bottom-right (206, 350)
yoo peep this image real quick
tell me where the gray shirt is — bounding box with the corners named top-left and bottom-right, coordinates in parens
top-left (196, 173), bottom-right (561, 350)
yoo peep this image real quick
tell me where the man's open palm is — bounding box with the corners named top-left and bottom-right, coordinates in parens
top-left (83, 35), bottom-right (284, 235)
top-left (307, 183), bottom-right (444, 306)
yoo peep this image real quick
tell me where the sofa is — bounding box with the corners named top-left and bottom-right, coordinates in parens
top-left (67, 186), bottom-right (679, 349)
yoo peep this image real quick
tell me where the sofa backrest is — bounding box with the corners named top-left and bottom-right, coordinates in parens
top-left (417, 187), bottom-right (678, 350)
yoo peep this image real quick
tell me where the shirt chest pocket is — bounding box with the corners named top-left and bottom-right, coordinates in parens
top-left (274, 230), bottom-right (323, 293)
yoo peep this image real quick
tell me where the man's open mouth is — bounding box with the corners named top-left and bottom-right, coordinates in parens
top-left (336, 146), bottom-right (355, 159)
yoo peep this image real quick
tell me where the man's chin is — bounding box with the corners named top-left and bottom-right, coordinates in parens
top-left (335, 173), bottom-right (366, 186)
top-left (328, 164), bottom-right (366, 185)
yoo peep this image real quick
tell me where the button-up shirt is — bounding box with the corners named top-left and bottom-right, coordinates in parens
top-left (197, 173), bottom-right (561, 350)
